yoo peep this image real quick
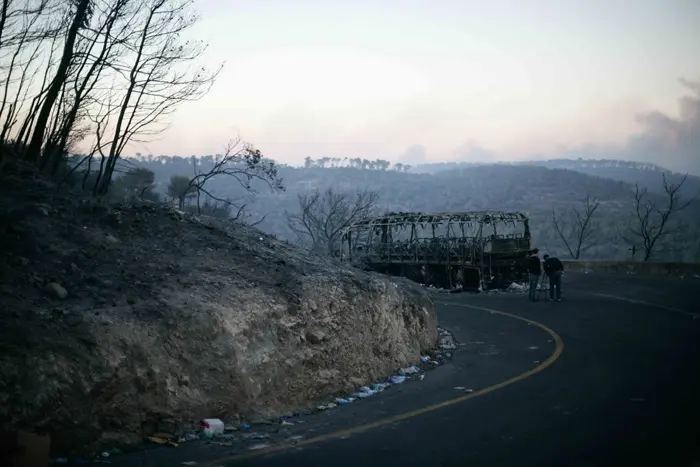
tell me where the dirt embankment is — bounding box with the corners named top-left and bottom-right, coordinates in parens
top-left (0, 175), bottom-right (437, 453)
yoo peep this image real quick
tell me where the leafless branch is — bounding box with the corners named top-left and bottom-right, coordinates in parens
top-left (94, 0), bottom-right (222, 195)
top-left (622, 174), bottom-right (696, 261)
top-left (551, 195), bottom-right (600, 259)
top-left (285, 187), bottom-right (381, 255)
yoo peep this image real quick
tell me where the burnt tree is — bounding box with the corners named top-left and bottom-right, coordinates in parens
top-left (286, 187), bottom-right (380, 256)
top-left (551, 195), bottom-right (600, 259)
top-left (622, 174), bottom-right (695, 261)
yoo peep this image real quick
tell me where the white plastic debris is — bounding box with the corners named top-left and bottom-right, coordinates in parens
top-left (507, 282), bottom-right (528, 292)
top-left (453, 386), bottom-right (466, 390)
top-left (200, 419), bottom-right (225, 436)
top-left (420, 355), bottom-right (431, 363)
top-left (400, 365), bottom-right (420, 375)
top-left (389, 375), bottom-right (407, 384)
top-left (355, 386), bottom-right (378, 399)
top-left (249, 443), bottom-right (271, 451)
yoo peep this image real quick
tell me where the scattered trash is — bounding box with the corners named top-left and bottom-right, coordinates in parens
top-left (100, 452), bottom-right (110, 458)
top-left (249, 443), bottom-right (271, 451)
top-left (454, 386), bottom-right (466, 390)
top-left (240, 424), bottom-right (251, 431)
top-left (399, 365), bottom-right (420, 375)
top-left (355, 387), bottom-right (377, 399)
top-left (464, 388), bottom-right (474, 393)
top-left (389, 375), bottom-right (407, 384)
top-left (528, 346), bottom-right (539, 350)
top-left (200, 419), bottom-right (225, 436)
top-left (147, 437), bottom-right (169, 445)
top-left (420, 355), bottom-right (431, 363)
top-left (419, 374), bottom-right (425, 381)
top-left (224, 425), bottom-right (238, 432)
top-left (281, 420), bottom-right (294, 425)
top-left (335, 398), bottom-right (352, 405)
top-left (185, 433), bottom-right (197, 442)
top-left (507, 282), bottom-right (528, 293)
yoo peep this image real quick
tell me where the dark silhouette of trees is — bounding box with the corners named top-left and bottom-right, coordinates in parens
top-left (1, 0), bottom-right (221, 194)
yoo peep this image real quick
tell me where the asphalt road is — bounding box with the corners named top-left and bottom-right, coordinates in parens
top-left (117, 271), bottom-right (700, 467)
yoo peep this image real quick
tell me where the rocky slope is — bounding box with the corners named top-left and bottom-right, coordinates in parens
top-left (0, 175), bottom-right (437, 454)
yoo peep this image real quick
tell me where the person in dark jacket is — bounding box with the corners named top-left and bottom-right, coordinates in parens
top-left (525, 249), bottom-right (542, 301)
top-left (543, 254), bottom-right (564, 301)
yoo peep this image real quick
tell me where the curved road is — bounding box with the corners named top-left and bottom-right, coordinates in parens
top-left (119, 272), bottom-right (700, 467)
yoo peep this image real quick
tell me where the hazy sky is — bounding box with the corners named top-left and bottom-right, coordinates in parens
top-left (141, 0), bottom-right (700, 171)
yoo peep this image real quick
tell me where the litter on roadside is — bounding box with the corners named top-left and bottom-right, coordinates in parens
top-left (389, 375), bottom-right (407, 384)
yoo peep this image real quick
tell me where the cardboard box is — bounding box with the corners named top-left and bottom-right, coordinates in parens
top-left (0, 431), bottom-right (51, 467)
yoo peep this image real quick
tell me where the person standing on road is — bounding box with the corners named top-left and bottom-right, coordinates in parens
top-left (543, 254), bottom-right (564, 302)
top-left (525, 249), bottom-right (542, 301)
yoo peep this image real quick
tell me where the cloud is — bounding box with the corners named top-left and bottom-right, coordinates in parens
top-left (399, 144), bottom-right (428, 164)
top-left (452, 140), bottom-right (496, 162)
top-left (549, 78), bottom-right (700, 175)
top-left (624, 78), bottom-right (700, 174)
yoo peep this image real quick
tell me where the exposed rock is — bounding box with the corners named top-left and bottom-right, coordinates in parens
top-left (305, 329), bottom-right (327, 344)
top-left (105, 233), bottom-right (120, 243)
top-left (0, 176), bottom-right (438, 455)
top-left (45, 282), bottom-right (68, 299)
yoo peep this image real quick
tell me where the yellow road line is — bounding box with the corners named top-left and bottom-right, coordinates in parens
top-left (202, 303), bottom-right (564, 465)
top-left (588, 292), bottom-right (698, 318)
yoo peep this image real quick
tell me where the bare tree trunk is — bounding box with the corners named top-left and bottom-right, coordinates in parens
top-left (51, 0), bottom-right (128, 174)
top-left (623, 174), bottom-right (696, 261)
top-left (25, 0), bottom-right (91, 165)
top-left (551, 195), bottom-right (600, 260)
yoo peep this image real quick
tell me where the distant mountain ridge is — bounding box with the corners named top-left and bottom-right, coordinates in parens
top-left (414, 158), bottom-right (700, 196)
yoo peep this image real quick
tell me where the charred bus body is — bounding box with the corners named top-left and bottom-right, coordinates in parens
top-left (339, 211), bottom-right (536, 290)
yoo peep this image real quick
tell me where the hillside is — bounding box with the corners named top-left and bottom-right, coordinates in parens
top-left (100, 156), bottom-right (700, 262)
top-left (0, 173), bottom-right (437, 454)
top-left (415, 159), bottom-right (700, 196)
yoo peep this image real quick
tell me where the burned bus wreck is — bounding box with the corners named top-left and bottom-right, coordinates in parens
top-left (339, 211), bottom-right (536, 290)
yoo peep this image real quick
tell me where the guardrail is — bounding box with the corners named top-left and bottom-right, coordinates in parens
top-left (561, 260), bottom-right (700, 276)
